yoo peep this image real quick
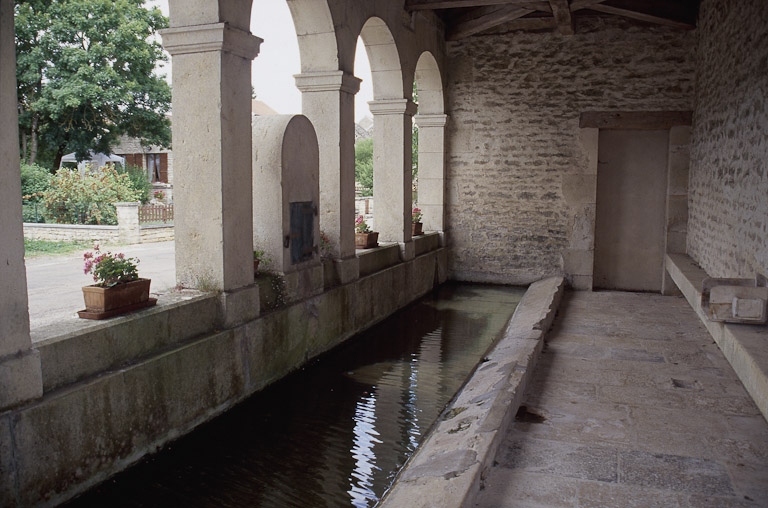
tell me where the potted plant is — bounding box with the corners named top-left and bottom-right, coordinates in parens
top-left (253, 249), bottom-right (267, 273)
top-left (355, 215), bottom-right (378, 249)
top-left (412, 206), bottom-right (423, 236)
top-left (78, 245), bottom-right (155, 319)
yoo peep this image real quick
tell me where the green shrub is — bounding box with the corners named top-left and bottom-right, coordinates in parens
top-left (43, 166), bottom-right (140, 225)
top-left (20, 163), bottom-right (52, 201)
top-left (118, 164), bottom-right (152, 204)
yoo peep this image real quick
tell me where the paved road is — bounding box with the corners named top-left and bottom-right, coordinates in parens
top-left (25, 241), bottom-right (176, 332)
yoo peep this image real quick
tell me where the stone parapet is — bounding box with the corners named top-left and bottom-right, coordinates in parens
top-left (2, 245), bottom-right (448, 507)
top-left (379, 276), bottom-right (566, 508)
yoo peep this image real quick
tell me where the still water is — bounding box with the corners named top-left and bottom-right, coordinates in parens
top-left (64, 283), bottom-right (524, 508)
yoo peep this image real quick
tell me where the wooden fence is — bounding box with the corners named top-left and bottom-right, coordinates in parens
top-left (139, 204), bottom-right (174, 224)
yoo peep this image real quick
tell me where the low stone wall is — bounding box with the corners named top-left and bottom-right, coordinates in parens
top-left (2, 246), bottom-right (449, 507)
top-left (22, 223), bottom-right (173, 245)
top-left (22, 223), bottom-right (119, 244)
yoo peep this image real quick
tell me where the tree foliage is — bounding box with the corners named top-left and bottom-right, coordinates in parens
top-left (118, 164), bottom-right (152, 204)
top-left (20, 162), bottom-right (52, 201)
top-left (355, 137), bottom-right (374, 196)
top-left (43, 166), bottom-right (140, 225)
top-left (15, 0), bottom-right (171, 169)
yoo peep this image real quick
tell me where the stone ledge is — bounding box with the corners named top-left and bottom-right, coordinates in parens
top-left (35, 292), bottom-right (218, 392)
top-left (666, 253), bottom-right (768, 421)
top-left (378, 276), bottom-right (566, 508)
top-left (357, 243), bottom-right (401, 277)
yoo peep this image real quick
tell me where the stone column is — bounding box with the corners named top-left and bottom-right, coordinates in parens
top-left (0, 0), bottom-right (43, 409)
top-left (414, 114), bottom-right (448, 234)
top-left (161, 23), bottom-right (261, 292)
top-left (115, 202), bottom-right (141, 245)
top-left (369, 99), bottom-right (418, 261)
top-left (295, 71), bottom-right (361, 283)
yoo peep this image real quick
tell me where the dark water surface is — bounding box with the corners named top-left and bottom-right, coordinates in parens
top-left (64, 283), bottom-right (524, 508)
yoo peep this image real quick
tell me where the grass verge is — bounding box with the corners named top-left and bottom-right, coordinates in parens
top-left (24, 239), bottom-right (92, 258)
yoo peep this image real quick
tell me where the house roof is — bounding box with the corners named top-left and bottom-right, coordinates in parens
top-left (252, 99), bottom-right (279, 116)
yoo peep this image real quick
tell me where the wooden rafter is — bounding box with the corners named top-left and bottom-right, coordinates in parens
top-left (570, 0), bottom-right (608, 11)
top-left (407, 0), bottom-right (550, 10)
top-left (412, 0), bottom-right (698, 39)
top-left (587, 3), bottom-right (695, 29)
top-left (447, 5), bottom-right (535, 40)
top-left (548, 0), bottom-right (573, 35)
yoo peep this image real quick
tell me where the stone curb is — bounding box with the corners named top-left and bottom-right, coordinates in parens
top-left (378, 276), bottom-right (566, 508)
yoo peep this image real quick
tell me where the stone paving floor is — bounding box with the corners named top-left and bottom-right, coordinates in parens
top-left (473, 290), bottom-right (768, 508)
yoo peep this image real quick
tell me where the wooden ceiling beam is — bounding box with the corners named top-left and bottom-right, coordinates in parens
top-left (570, 0), bottom-right (608, 11)
top-left (587, 3), bottom-right (695, 29)
top-left (548, 0), bottom-right (574, 35)
top-left (447, 6), bottom-right (535, 40)
top-left (407, 0), bottom-right (549, 10)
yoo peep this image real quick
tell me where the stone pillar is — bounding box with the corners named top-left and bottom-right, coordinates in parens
top-left (369, 99), bottom-right (418, 261)
top-left (115, 202), bottom-right (141, 245)
top-left (562, 128), bottom-right (599, 291)
top-left (0, 0), bottom-right (43, 409)
top-left (414, 114), bottom-right (448, 234)
top-left (295, 71), bottom-right (361, 283)
top-left (161, 23), bottom-right (261, 292)
top-left (662, 125), bottom-right (691, 296)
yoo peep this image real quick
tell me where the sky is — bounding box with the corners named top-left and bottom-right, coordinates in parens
top-left (146, 0), bottom-right (374, 122)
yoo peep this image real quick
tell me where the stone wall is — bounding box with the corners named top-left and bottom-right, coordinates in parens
top-left (687, 0), bottom-right (768, 278)
top-left (445, 17), bottom-right (696, 284)
top-left (23, 223), bottom-right (119, 244)
top-left (23, 224), bottom-right (174, 244)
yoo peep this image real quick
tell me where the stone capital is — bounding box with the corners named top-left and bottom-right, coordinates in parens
top-left (414, 114), bottom-right (448, 128)
top-left (368, 99), bottom-right (418, 117)
top-left (294, 71), bottom-right (362, 95)
top-left (161, 23), bottom-right (262, 60)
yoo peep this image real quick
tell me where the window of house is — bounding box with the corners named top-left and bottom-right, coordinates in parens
top-left (147, 154), bottom-right (162, 182)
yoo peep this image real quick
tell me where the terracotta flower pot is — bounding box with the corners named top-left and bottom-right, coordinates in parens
top-left (355, 232), bottom-right (379, 249)
top-left (412, 222), bottom-right (423, 236)
top-left (79, 278), bottom-right (154, 319)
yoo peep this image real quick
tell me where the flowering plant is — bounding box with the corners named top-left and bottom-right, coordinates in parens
top-left (153, 190), bottom-right (165, 201)
top-left (83, 244), bottom-right (140, 287)
top-left (355, 215), bottom-right (371, 234)
top-left (412, 207), bottom-right (423, 224)
top-left (319, 230), bottom-right (333, 258)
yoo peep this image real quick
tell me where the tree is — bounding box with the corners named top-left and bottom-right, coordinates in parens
top-left (355, 137), bottom-right (374, 195)
top-left (15, 0), bottom-right (171, 169)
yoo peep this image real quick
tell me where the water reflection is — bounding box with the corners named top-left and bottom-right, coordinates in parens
top-left (64, 284), bottom-right (523, 508)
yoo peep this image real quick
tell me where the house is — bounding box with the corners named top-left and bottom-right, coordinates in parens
top-left (112, 135), bottom-right (172, 184)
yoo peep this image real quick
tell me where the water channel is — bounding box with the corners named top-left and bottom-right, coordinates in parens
top-left (64, 283), bottom-right (524, 508)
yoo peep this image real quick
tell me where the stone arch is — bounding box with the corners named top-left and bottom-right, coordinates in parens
top-left (414, 51), bottom-right (444, 116)
top-left (168, 0), bottom-right (252, 30)
top-left (359, 16), bottom-right (404, 100)
top-left (286, 0), bottom-right (339, 72)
